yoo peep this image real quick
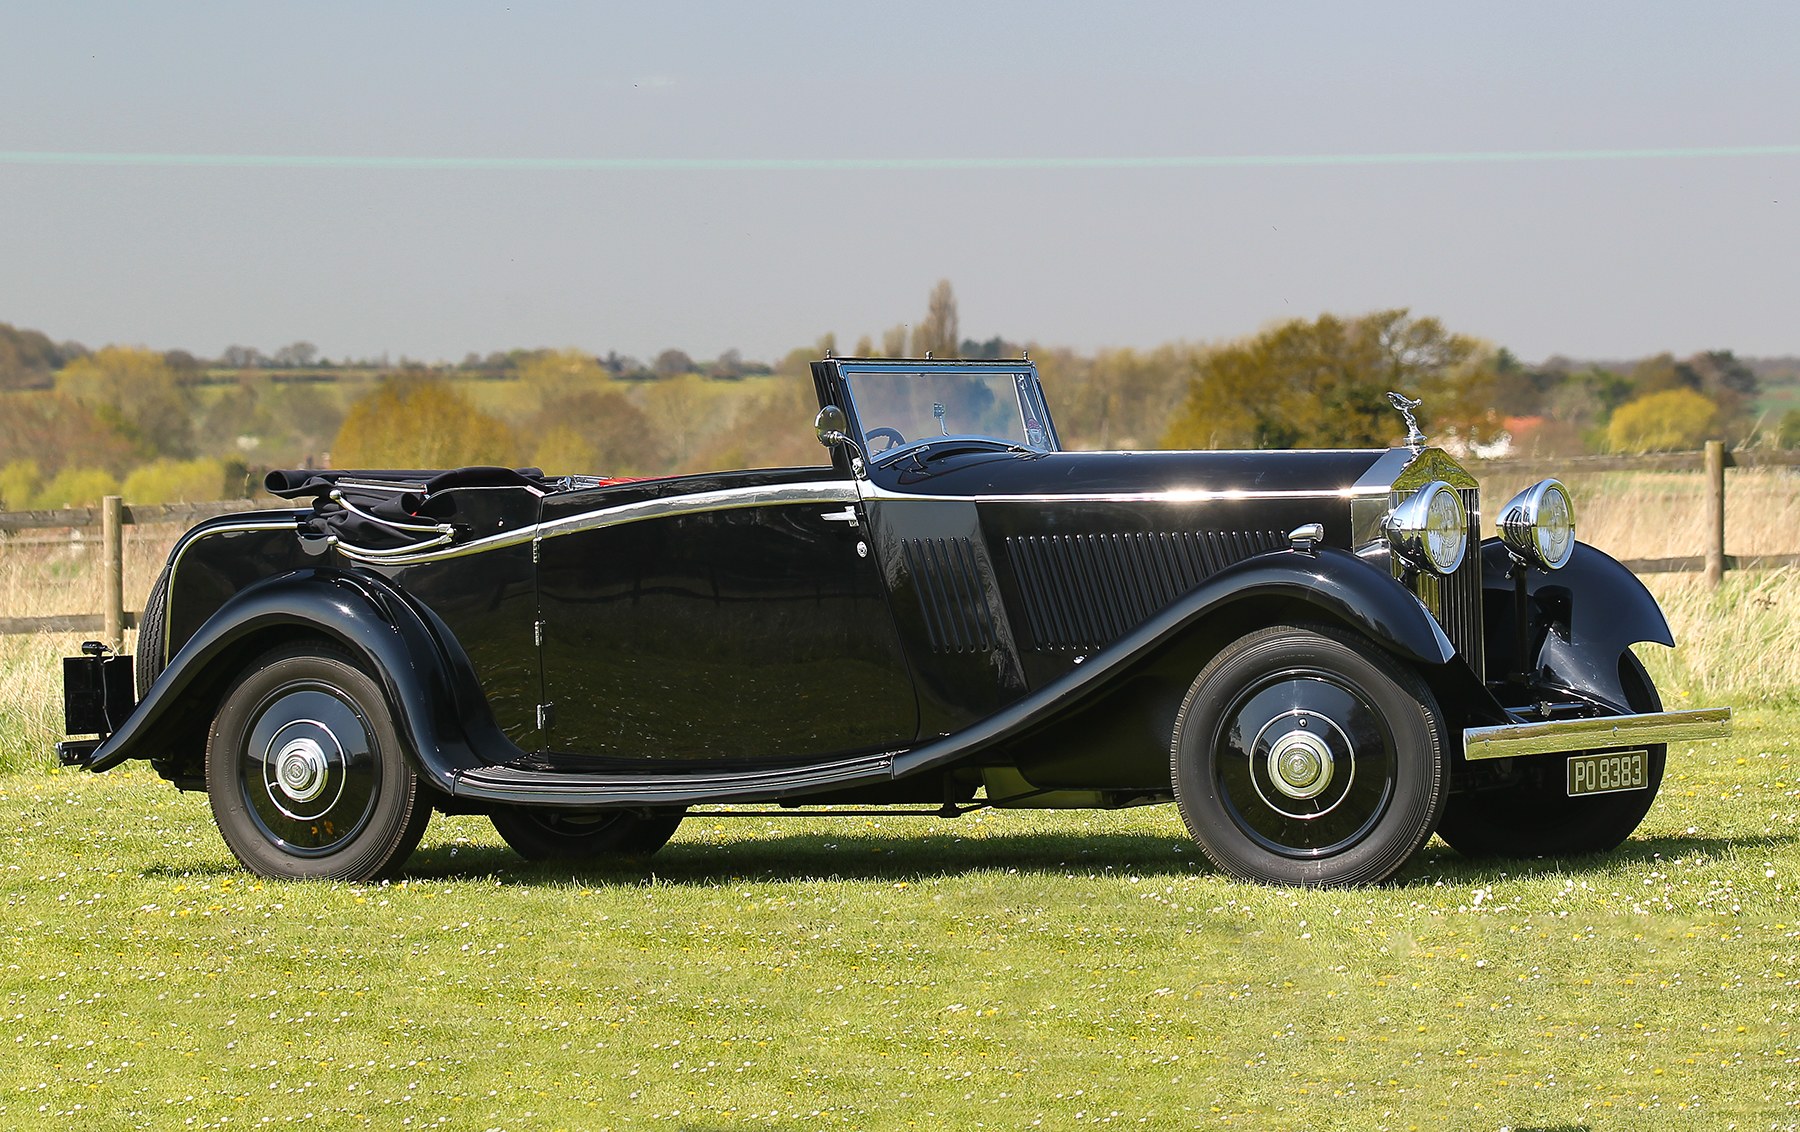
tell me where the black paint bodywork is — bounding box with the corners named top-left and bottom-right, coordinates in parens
top-left (69, 358), bottom-right (1681, 814)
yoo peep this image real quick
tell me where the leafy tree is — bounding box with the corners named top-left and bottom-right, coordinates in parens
top-left (517, 349), bottom-right (607, 404)
top-left (1051, 345), bottom-right (1201, 450)
top-left (694, 375), bottom-right (825, 471)
top-left (709, 348), bottom-right (746, 380)
top-left (880, 324), bottom-right (909, 357)
top-left (0, 391), bottom-right (136, 475)
top-left (0, 460), bottom-right (42, 510)
top-left (56, 346), bottom-right (195, 458)
top-left (1776, 408), bottom-right (1800, 449)
top-left (960, 336), bottom-right (1020, 361)
top-left (915, 280), bottom-right (959, 358)
top-left (122, 457), bottom-right (229, 504)
top-left (1164, 310), bottom-right (1500, 450)
top-left (653, 349), bottom-right (696, 379)
top-left (526, 389), bottom-right (666, 475)
top-left (1606, 388), bottom-right (1721, 452)
top-left (0, 322), bottom-right (84, 391)
top-left (37, 466), bottom-right (120, 509)
top-left (220, 344), bottom-right (267, 368)
top-left (332, 376), bottom-right (519, 469)
top-left (271, 341), bottom-right (319, 368)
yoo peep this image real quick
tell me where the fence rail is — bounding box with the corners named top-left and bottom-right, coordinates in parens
top-left (2, 443), bottom-right (1796, 638)
top-left (0, 498), bottom-right (266, 640)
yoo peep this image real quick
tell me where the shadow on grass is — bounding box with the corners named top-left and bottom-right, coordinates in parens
top-left (1399, 831), bottom-right (1794, 886)
top-left (405, 826), bottom-right (1210, 885)
top-left (127, 813), bottom-right (1793, 888)
top-left (392, 826), bottom-right (1795, 889)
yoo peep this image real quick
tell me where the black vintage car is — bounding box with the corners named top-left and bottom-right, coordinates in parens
top-left (58, 358), bottom-right (1732, 886)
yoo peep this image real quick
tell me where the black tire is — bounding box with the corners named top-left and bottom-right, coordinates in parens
top-left (135, 566), bottom-right (170, 700)
top-left (205, 642), bottom-right (431, 881)
top-left (1436, 653), bottom-right (1666, 859)
top-left (489, 807), bottom-right (684, 862)
top-left (1171, 624), bottom-right (1448, 887)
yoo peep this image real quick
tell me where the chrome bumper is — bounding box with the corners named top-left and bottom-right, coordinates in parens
top-left (1463, 707), bottom-right (1733, 761)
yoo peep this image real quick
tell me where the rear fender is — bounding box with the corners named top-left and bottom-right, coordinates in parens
top-left (88, 569), bottom-right (518, 789)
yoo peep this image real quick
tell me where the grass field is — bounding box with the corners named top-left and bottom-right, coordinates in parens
top-left (2, 469), bottom-right (1797, 1128)
top-left (1, 711), bottom-right (1795, 1130)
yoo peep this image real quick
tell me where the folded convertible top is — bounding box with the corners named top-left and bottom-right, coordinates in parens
top-left (263, 466), bottom-right (547, 499)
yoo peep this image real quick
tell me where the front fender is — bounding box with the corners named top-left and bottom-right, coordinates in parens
top-left (89, 569), bottom-right (518, 790)
top-left (1481, 539), bottom-right (1673, 708)
top-left (892, 546), bottom-right (1452, 778)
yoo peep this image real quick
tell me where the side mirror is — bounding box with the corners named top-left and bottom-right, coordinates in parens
top-left (814, 405), bottom-right (857, 452)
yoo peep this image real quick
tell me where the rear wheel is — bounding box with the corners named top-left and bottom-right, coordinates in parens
top-left (489, 808), bottom-right (684, 862)
top-left (1436, 653), bottom-right (1666, 859)
top-left (1171, 624), bottom-right (1448, 887)
top-left (135, 566), bottom-right (170, 699)
top-left (206, 642), bottom-right (430, 881)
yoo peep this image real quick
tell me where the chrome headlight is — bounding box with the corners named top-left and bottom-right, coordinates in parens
top-left (1385, 480), bottom-right (1467, 574)
top-left (1498, 479), bottom-right (1576, 570)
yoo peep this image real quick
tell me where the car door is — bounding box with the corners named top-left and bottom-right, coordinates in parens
top-left (534, 468), bottom-right (918, 764)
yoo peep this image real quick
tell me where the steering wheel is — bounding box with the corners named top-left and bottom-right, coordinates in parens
top-left (865, 427), bottom-right (907, 453)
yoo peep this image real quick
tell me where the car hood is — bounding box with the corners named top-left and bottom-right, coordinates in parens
top-left (876, 447), bottom-right (1401, 499)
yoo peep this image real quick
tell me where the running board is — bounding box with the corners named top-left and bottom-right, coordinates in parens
top-left (449, 750), bottom-right (897, 808)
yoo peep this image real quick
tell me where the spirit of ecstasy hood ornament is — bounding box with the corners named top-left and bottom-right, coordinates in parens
top-left (1387, 391), bottom-right (1425, 452)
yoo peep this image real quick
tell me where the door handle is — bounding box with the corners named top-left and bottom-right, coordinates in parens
top-left (820, 506), bottom-right (860, 524)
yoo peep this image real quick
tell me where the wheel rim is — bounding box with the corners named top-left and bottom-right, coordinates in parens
top-left (1212, 668), bottom-right (1397, 858)
top-left (240, 683), bottom-right (382, 856)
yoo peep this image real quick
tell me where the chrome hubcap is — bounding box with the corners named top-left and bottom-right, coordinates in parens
top-left (274, 736), bottom-right (330, 803)
top-left (1268, 729), bottom-right (1334, 800)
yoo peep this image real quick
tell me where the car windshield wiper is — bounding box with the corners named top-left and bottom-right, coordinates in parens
top-left (913, 437), bottom-right (1046, 462)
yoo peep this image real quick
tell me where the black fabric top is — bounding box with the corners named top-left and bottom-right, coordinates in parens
top-left (263, 466), bottom-right (544, 499)
top-left (264, 466), bottom-right (544, 552)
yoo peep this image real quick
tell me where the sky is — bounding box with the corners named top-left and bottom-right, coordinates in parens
top-left (2, 1), bottom-right (1797, 366)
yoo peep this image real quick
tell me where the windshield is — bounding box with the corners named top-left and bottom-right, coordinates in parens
top-left (842, 368), bottom-right (1055, 459)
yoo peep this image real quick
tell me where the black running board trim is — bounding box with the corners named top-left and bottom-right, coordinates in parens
top-left (449, 751), bottom-right (897, 808)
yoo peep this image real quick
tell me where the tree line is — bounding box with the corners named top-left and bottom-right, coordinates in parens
top-left (3, 282), bottom-right (1797, 510)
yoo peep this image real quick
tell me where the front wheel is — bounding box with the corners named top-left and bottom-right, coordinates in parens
top-left (1171, 624), bottom-right (1448, 887)
top-left (206, 642), bottom-right (430, 881)
top-left (489, 808), bottom-right (684, 862)
top-left (1435, 653), bottom-right (1666, 859)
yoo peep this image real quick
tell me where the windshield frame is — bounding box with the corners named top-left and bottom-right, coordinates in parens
top-left (834, 361), bottom-right (1062, 467)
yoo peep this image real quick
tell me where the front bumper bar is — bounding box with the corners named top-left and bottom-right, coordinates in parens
top-left (1463, 707), bottom-right (1733, 761)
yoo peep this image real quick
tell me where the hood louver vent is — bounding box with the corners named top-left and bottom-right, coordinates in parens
top-left (901, 538), bottom-right (997, 654)
top-left (1006, 530), bottom-right (1282, 653)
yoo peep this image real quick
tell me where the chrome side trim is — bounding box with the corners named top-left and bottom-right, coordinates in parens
top-left (331, 532), bottom-right (455, 561)
top-left (860, 482), bottom-right (1391, 506)
top-left (163, 516), bottom-right (305, 667)
top-left (1463, 707), bottom-right (1733, 761)
top-left (324, 480), bottom-right (861, 567)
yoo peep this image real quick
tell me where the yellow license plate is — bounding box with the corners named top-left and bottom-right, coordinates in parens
top-left (1567, 750), bottom-right (1649, 797)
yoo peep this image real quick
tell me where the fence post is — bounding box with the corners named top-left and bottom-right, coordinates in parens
top-left (1704, 440), bottom-right (1726, 588)
top-left (102, 495), bottom-right (124, 650)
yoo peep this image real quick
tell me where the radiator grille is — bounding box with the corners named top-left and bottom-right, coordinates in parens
top-left (1006, 530), bottom-right (1283, 652)
top-left (901, 537), bottom-right (996, 654)
top-left (1393, 487), bottom-right (1485, 681)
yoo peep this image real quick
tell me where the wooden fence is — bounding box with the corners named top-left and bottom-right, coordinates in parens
top-left (2, 442), bottom-right (1797, 641)
top-left (0, 498), bottom-right (265, 641)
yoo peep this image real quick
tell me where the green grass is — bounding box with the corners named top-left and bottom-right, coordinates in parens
top-left (2, 712), bottom-right (1796, 1130)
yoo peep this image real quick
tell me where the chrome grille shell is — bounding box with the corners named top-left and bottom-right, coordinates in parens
top-left (1351, 449), bottom-right (1485, 680)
